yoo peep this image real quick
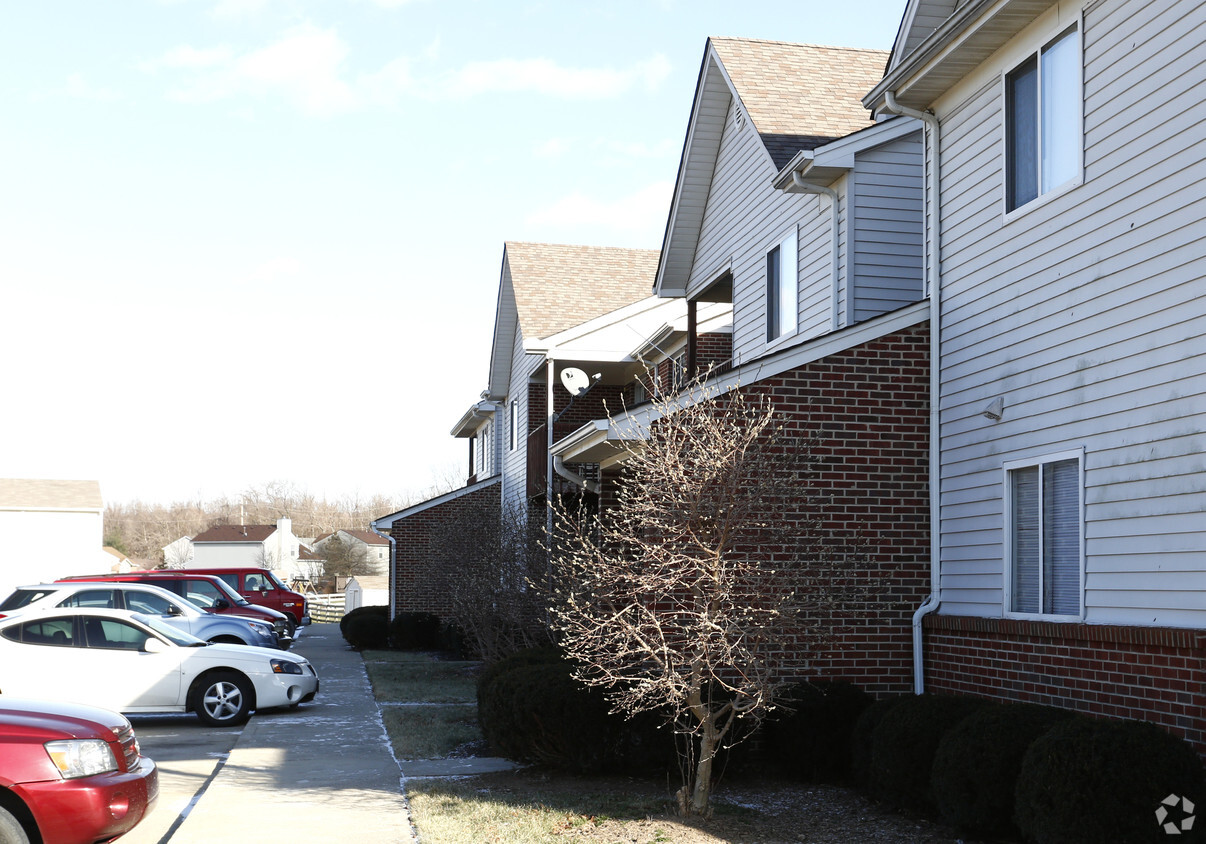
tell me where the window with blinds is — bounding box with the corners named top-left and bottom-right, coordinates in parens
top-left (1007, 454), bottom-right (1082, 617)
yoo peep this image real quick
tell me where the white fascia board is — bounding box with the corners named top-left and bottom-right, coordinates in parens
top-left (773, 117), bottom-right (922, 191)
top-left (371, 476), bottom-right (501, 530)
top-left (450, 401), bottom-right (496, 438)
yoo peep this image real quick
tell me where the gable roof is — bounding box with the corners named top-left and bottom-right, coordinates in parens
top-left (192, 524), bottom-right (276, 543)
top-left (484, 243), bottom-right (659, 400)
top-left (0, 479), bottom-right (102, 511)
top-left (317, 529), bottom-right (390, 547)
top-left (657, 38), bottom-right (887, 297)
top-left (710, 38), bottom-right (888, 170)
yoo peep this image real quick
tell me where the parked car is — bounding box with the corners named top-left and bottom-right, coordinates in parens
top-left (184, 567), bottom-right (310, 630)
top-left (0, 582), bottom-right (280, 648)
top-left (0, 697), bottom-right (158, 844)
top-left (58, 573), bottom-right (293, 645)
top-left (0, 609), bottom-right (319, 726)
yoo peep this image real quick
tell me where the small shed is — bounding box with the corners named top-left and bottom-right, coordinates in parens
top-left (345, 575), bottom-right (389, 612)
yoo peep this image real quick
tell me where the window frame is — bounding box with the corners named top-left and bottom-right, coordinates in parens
top-left (1002, 21), bottom-right (1084, 218)
top-left (765, 226), bottom-right (798, 346)
top-left (509, 400), bottom-right (518, 451)
top-left (1002, 448), bottom-right (1086, 621)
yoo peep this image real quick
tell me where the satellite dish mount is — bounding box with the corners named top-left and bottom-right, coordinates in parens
top-left (555, 367), bottom-right (602, 422)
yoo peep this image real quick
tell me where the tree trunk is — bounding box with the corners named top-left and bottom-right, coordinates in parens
top-left (689, 714), bottom-right (719, 816)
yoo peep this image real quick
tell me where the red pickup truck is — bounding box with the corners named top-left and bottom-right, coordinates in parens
top-left (0, 698), bottom-right (158, 844)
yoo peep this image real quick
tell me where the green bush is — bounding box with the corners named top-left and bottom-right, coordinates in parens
top-left (868, 694), bottom-right (985, 813)
top-left (340, 605), bottom-right (389, 649)
top-left (388, 611), bottom-right (441, 650)
top-left (849, 695), bottom-right (907, 788)
top-left (931, 702), bottom-right (1075, 836)
top-left (1015, 717), bottom-right (1206, 844)
top-left (764, 680), bottom-right (872, 782)
top-left (477, 652), bottom-right (674, 775)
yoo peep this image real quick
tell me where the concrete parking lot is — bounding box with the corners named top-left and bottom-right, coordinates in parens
top-left (120, 625), bottom-right (416, 844)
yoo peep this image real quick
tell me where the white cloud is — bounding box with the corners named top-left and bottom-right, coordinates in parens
top-left (524, 181), bottom-right (673, 236)
top-left (435, 54), bottom-right (671, 100)
top-left (146, 26), bottom-right (668, 117)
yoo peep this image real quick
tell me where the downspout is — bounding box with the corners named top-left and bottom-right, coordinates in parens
top-left (369, 523), bottom-right (397, 621)
top-left (882, 91), bottom-right (941, 695)
top-left (790, 173), bottom-right (841, 331)
top-left (554, 455), bottom-right (601, 494)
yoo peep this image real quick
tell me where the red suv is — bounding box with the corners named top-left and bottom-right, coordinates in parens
top-left (58, 573), bottom-right (294, 645)
top-left (0, 697), bottom-right (158, 844)
top-left (185, 568), bottom-right (310, 631)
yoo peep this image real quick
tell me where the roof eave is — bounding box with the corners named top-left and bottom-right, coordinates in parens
top-left (865, 0), bottom-right (1057, 112)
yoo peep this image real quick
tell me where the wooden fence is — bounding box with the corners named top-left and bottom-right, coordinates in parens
top-left (308, 593), bottom-right (346, 623)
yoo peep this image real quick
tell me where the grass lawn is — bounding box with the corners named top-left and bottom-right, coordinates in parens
top-left (362, 649), bottom-right (963, 844)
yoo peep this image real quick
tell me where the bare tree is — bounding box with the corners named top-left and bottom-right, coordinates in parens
top-left (547, 383), bottom-right (869, 816)
top-left (428, 499), bottom-right (549, 662)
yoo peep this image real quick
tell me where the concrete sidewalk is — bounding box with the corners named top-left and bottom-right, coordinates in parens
top-left (166, 624), bottom-right (417, 844)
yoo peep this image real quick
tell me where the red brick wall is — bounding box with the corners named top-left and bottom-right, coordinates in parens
top-left (924, 614), bottom-right (1206, 753)
top-left (387, 481), bottom-right (500, 618)
top-left (597, 324), bottom-right (932, 695)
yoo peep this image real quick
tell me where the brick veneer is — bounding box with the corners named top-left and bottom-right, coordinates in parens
top-left (924, 614), bottom-right (1206, 753)
top-left (386, 479), bottom-right (500, 618)
top-left (598, 324), bottom-right (932, 695)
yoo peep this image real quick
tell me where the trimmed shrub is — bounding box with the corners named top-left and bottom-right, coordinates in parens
top-left (389, 611), bottom-right (441, 650)
top-left (764, 680), bottom-right (873, 782)
top-left (931, 702), bottom-right (1075, 836)
top-left (868, 694), bottom-right (986, 813)
top-left (849, 695), bottom-right (907, 788)
top-left (477, 651), bottom-right (674, 774)
top-left (340, 605), bottom-right (389, 649)
top-left (1015, 717), bottom-right (1206, 844)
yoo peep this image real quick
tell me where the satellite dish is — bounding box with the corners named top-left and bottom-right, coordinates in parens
top-left (560, 367), bottom-right (592, 396)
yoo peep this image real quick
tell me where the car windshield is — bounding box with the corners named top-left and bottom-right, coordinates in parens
top-left (136, 614), bottom-right (208, 647)
top-left (265, 571), bottom-right (290, 590)
top-left (0, 589), bottom-right (56, 611)
top-left (210, 579), bottom-right (252, 606)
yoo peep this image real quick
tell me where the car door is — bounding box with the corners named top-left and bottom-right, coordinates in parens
top-left (120, 587), bottom-right (200, 638)
top-left (0, 616), bottom-right (85, 702)
top-left (76, 616), bottom-right (185, 710)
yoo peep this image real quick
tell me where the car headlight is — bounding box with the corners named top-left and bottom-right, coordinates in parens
top-left (44, 739), bottom-right (118, 779)
top-left (250, 622), bottom-right (274, 637)
top-left (270, 658), bottom-right (303, 675)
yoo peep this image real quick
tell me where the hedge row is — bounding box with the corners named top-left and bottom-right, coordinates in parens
top-left (850, 693), bottom-right (1206, 843)
top-left (476, 648), bottom-right (675, 774)
top-left (338, 607), bottom-right (458, 652)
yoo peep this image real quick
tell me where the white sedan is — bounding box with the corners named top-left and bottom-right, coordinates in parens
top-left (0, 609), bottom-right (318, 726)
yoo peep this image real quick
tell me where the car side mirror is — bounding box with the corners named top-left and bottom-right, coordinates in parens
top-left (143, 637), bottom-right (169, 654)
top-left (213, 599), bottom-right (230, 610)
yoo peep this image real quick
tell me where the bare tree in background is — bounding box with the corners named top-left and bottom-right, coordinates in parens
top-left (547, 384), bottom-right (870, 816)
top-left (428, 499), bottom-right (549, 662)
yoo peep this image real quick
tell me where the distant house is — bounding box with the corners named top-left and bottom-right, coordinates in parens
top-left (312, 529), bottom-right (390, 576)
top-left (345, 575), bottom-right (389, 612)
top-left (0, 478), bottom-right (110, 597)
top-left (187, 517), bottom-right (304, 578)
top-left (162, 535), bottom-right (194, 569)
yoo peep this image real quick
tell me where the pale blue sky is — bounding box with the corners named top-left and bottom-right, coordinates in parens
top-left (1, 0), bottom-right (907, 506)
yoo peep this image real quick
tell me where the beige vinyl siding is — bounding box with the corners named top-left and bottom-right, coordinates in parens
top-left (851, 131), bottom-right (925, 322)
top-left (934, 0), bottom-right (1206, 626)
top-left (689, 98), bottom-right (833, 365)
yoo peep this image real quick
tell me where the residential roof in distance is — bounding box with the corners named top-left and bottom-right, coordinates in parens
top-left (504, 242), bottom-right (660, 341)
top-left (316, 529), bottom-right (390, 546)
top-left (709, 38), bottom-right (888, 169)
top-left (192, 524), bottom-right (277, 543)
top-left (0, 479), bottom-right (103, 510)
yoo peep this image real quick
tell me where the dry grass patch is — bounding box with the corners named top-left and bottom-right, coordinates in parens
top-left (404, 769), bottom-right (966, 844)
top-left (380, 704), bottom-right (482, 760)
top-left (362, 650), bottom-right (479, 703)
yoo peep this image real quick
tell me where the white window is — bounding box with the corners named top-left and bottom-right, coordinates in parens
top-left (1005, 451), bottom-right (1083, 618)
top-left (509, 400), bottom-right (518, 451)
top-left (1005, 25), bottom-right (1080, 212)
top-left (766, 227), bottom-right (798, 343)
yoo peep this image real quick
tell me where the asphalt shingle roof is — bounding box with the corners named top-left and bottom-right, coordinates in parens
top-left (505, 242), bottom-right (659, 341)
top-left (192, 524), bottom-right (277, 543)
top-left (0, 479), bottom-right (102, 510)
top-left (710, 38), bottom-right (889, 169)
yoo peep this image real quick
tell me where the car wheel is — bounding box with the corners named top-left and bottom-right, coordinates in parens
top-left (284, 616), bottom-right (297, 638)
top-left (193, 671), bottom-right (254, 727)
top-left (0, 805), bottom-right (32, 844)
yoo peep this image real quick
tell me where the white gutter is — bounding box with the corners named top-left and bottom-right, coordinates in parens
top-left (882, 92), bottom-right (941, 695)
top-left (790, 173), bottom-right (841, 331)
top-left (368, 523), bottom-right (398, 620)
top-left (554, 456), bottom-right (600, 494)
